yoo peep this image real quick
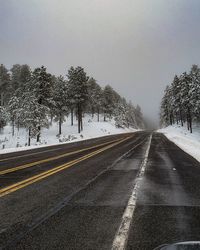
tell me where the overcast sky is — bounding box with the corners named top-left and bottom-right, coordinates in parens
top-left (1, 0), bottom-right (200, 122)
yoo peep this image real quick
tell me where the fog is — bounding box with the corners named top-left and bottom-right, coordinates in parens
top-left (1, 0), bottom-right (200, 123)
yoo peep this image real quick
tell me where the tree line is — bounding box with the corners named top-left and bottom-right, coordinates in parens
top-left (160, 64), bottom-right (200, 133)
top-left (0, 64), bottom-right (144, 145)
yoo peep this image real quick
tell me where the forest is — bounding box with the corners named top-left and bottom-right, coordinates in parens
top-left (0, 64), bottom-right (144, 145)
top-left (160, 65), bottom-right (200, 133)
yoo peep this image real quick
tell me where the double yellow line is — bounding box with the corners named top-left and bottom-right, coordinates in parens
top-left (0, 137), bottom-right (124, 175)
top-left (0, 136), bottom-right (131, 197)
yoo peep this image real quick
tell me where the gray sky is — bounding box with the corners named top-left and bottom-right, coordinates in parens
top-left (1, 0), bottom-right (200, 122)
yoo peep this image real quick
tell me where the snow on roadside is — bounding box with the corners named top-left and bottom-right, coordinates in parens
top-left (0, 115), bottom-right (137, 154)
top-left (158, 124), bottom-right (200, 162)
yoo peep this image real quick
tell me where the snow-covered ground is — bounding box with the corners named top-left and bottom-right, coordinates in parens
top-left (0, 115), bottom-right (137, 154)
top-left (158, 123), bottom-right (200, 162)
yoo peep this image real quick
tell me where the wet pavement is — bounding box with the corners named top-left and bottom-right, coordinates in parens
top-left (1, 132), bottom-right (200, 250)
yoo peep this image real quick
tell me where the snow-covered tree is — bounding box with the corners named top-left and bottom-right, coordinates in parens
top-left (126, 101), bottom-right (138, 128)
top-left (87, 78), bottom-right (103, 121)
top-left (0, 64), bottom-right (10, 106)
top-left (189, 65), bottom-right (200, 122)
top-left (67, 66), bottom-right (89, 133)
top-left (114, 98), bottom-right (128, 128)
top-left (52, 76), bottom-right (69, 135)
top-left (102, 85), bottom-right (116, 121)
top-left (19, 91), bottom-right (49, 146)
top-left (7, 95), bottom-right (21, 136)
top-left (28, 66), bottom-right (53, 141)
top-left (135, 105), bottom-right (144, 128)
top-left (160, 64), bottom-right (200, 132)
top-left (0, 106), bottom-right (8, 129)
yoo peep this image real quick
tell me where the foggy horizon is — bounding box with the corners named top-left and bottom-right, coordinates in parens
top-left (1, 0), bottom-right (200, 123)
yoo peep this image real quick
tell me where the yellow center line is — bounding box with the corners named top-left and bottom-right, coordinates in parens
top-left (0, 136), bottom-right (132, 197)
top-left (0, 137), bottom-right (128, 175)
top-left (0, 134), bottom-right (132, 162)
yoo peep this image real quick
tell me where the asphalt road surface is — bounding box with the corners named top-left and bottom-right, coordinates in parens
top-left (0, 131), bottom-right (200, 250)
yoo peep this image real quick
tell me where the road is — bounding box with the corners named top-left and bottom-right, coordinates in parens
top-left (0, 131), bottom-right (200, 250)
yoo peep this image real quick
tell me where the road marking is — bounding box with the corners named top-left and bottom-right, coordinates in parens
top-left (0, 135), bottom-right (131, 162)
top-left (0, 137), bottom-right (128, 175)
top-left (0, 136), bottom-right (131, 197)
top-left (111, 133), bottom-right (152, 250)
top-left (0, 145), bottom-right (74, 162)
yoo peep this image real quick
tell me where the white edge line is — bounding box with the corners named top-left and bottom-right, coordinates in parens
top-left (111, 133), bottom-right (153, 250)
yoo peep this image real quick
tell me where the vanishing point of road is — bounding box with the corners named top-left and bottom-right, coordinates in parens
top-left (0, 131), bottom-right (200, 250)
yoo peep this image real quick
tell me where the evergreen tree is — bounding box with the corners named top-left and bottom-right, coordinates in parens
top-left (135, 105), bottom-right (144, 128)
top-left (28, 66), bottom-right (53, 141)
top-left (52, 76), bottom-right (69, 135)
top-left (0, 106), bottom-right (8, 129)
top-left (189, 65), bottom-right (200, 122)
top-left (160, 64), bottom-right (200, 132)
top-left (0, 64), bottom-right (10, 106)
top-left (126, 101), bottom-right (138, 128)
top-left (7, 95), bottom-right (21, 136)
top-left (87, 78), bottom-right (103, 121)
top-left (102, 85), bottom-right (116, 121)
top-left (114, 98), bottom-right (128, 128)
top-left (19, 91), bottom-right (49, 146)
top-left (179, 72), bottom-right (193, 132)
top-left (67, 66), bottom-right (89, 133)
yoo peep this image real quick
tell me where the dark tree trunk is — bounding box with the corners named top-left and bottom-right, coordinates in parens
top-left (59, 114), bottom-right (62, 135)
top-left (169, 114), bottom-right (172, 125)
top-left (97, 108), bottom-right (100, 122)
top-left (77, 104), bottom-right (81, 133)
top-left (80, 114), bottom-right (83, 131)
top-left (50, 114), bottom-right (53, 125)
top-left (37, 126), bottom-right (41, 142)
top-left (186, 114), bottom-right (190, 131)
top-left (37, 98), bottom-right (42, 142)
top-left (28, 128), bottom-right (31, 146)
top-left (180, 109), bottom-right (183, 126)
top-left (12, 119), bottom-right (15, 137)
top-left (190, 120), bottom-right (193, 133)
top-left (188, 108), bottom-right (192, 133)
top-left (17, 120), bottom-right (20, 131)
top-left (71, 108), bottom-right (73, 126)
top-left (91, 107), bottom-right (94, 118)
top-left (172, 114), bottom-right (175, 124)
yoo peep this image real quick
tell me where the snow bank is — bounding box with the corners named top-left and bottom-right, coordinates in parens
top-left (158, 124), bottom-right (200, 162)
top-left (0, 114), bottom-right (137, 154)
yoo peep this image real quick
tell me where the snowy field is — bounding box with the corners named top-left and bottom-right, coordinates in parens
top-left (0, 115), bottom-right (137, 154)
top-left (158, 123), bottom-right (200, 162)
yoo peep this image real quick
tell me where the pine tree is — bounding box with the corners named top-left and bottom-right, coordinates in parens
top-left (67, 66), bottom-right (89, 133)
top-left (114, 98), bottom-right (128, 128)
top-left (19, 90), bottom-right (49, 146)
top-left (189, 65), bottom-right (200, 123)
top-left (0, 64), bottom-right (10, 106)
top-left (10, 64), bottom-right (22, 93)
top-left (87, 78), bottom-right (103, 121)
top-left (28, 66), bottom-right (53, 141)
top-left (135, 105), bottom-right (144, 128)
top-left (0, 106), bottom-right (8, 129)
top-left (52, 76), bottom-right (69, 135)
top-left (102, 85), bottom-right (116, 121)
top-left (179, 72), bottom-right (193, 132)
top-left (126, 101), bottom-right (138, 128)
top-left (7, 95), bottom-right (21, 136)
top-left (160, 65), bottom-right (200, 132)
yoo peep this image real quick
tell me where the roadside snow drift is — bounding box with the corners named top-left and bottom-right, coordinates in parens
top-left (0, 115), bottom-right (137, 154)
top-left (158, 124), bottom-right (200, 162)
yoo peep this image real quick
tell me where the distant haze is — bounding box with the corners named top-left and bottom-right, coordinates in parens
top-left (1, 0), bottom-right (200, 123)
